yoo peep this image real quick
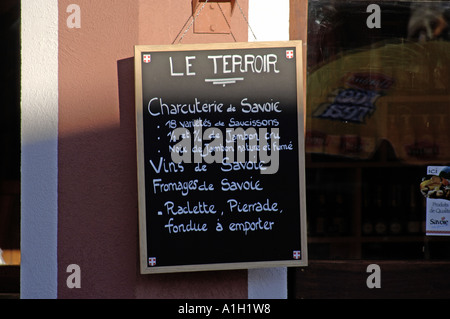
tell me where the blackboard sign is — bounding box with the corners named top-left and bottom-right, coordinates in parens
top-left (135, 41), bottom-right (307, 274)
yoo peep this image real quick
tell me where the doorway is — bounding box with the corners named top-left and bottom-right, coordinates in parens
top-left (0, 0), bottom-right (21, 298)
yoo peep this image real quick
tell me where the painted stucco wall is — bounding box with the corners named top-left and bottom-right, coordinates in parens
top-left (57, 0), bottom-right (248, 299)
top-left (21, 0), bottom-right (291, 299)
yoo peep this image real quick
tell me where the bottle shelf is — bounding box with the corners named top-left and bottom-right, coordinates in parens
top-left (305, 142), bottom-right (450, 260)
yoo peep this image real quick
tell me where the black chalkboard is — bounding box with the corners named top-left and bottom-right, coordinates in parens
top-left (135, 41), bottom-right (307, 274)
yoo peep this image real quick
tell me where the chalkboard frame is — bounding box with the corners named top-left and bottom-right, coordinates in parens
top-left (135, 41), bottom-right (307, 274)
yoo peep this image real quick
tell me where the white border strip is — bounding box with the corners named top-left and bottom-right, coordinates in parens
top-left (248, 0), bottom-right (290, 42)
top-left (21, 0), bottom-right (59, 299)
top-left (247, 0), bottom-right (290, 299)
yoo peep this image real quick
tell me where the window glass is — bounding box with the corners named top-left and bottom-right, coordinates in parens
top-left (306, 0), bottom-right (450, 260)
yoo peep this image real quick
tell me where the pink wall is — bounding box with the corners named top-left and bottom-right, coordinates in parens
top-left (58, 0), bottom-right (248, 298)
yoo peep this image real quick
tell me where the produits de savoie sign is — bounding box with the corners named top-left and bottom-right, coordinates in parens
top-left (135, 41), bottom-right (307, 274)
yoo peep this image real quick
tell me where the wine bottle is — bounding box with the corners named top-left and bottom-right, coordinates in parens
top-left (361, 186), bottom-right (374, 236)
top-left (334, 193), bottom-right (349, 235)
top-left (406, 184), bottom-right (421, 235)
top-left (315, 194), bottom-right (328, 236)
top-left (374, 185), bottom-right (388, 236)
top-left (388, 184), bottom-right (404, 236)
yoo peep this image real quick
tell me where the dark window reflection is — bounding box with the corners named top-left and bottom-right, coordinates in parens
top-left (0, 1), bottom-right (21, 262)
top-left (306, 1), bottom-right (450, 260)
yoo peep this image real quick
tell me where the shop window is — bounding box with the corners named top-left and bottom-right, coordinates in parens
top-left (305, 0), bottom-right (450, 260)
